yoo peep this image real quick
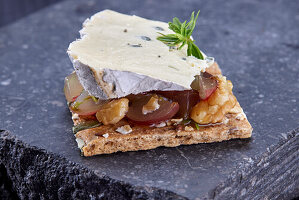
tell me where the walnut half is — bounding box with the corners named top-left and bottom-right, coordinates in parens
top-left (96, 98), bottom-right (129, 125)
top-left (190, 75), bottom-right (236, 124)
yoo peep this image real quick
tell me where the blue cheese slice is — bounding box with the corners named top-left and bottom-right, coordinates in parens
top-left (68, 10), bottom-right (212, 99)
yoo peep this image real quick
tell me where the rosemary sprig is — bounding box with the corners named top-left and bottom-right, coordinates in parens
top-left (157, 11), bottom-right (204, 60)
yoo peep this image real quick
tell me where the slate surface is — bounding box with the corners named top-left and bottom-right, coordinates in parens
top-left (0, 0), bottom-right (64, 27)
top-left (0, 0), bottom-right (298, 199)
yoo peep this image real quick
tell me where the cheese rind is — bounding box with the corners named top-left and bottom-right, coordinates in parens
top-left (68, 10), bottom-right (212, 99)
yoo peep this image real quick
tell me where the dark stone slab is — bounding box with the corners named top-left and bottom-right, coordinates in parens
top-left (0, 0), bottom-right (64, 28)
top-left (0, 161), bottom-right (19, 200)
top-left (0, 129), bottom-right (298, 199)
top-left (0, 0), bottom-right (298, 199)
top-left (0, 130), bottom-right (185, 199)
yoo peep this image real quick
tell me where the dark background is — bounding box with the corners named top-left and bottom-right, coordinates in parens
top-left (0, 1), bottom-right (64, 199)
top-left (0, 0), bottom-right (64, 27)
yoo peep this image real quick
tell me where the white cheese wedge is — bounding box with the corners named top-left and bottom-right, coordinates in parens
top-left (68, 10), bottom-right (213, 99)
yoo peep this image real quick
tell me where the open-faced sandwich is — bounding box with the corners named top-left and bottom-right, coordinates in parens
top-left (65, 10), bottom-right (252, 156)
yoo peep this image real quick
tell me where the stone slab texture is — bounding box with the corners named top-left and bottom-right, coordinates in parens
top-left (0, 0), bottom-right (298, 199)
top-left (0, 0), bottom-right (64, 27)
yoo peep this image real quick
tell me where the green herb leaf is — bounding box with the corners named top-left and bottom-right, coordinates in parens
top-left (172, 17), bottom-right (182, 31)
top-left (71, 101), bottom-right (83, 110)
top-left (72, 120), bottom-right (101, 134)
top-left (180, 20), bottom-right (187, 35)
top-left (157, 10), bottom-right (203, 60)
top-left (157, 33), bottom-right (180, 44)
top-left (187, 41), bottom-right (193, 56)
top-left (178, 41), bottom-right (186, 50)
top-left (194, 122), bottom-right (200, 130)
top-left (191, 41), bottom-right (204, 60)
top-left (168, 23), bottom-right (180, 33)
top-left (182, 119), bottom-right (192, 125)
top-left (91, 96), bottom-right (98, 103)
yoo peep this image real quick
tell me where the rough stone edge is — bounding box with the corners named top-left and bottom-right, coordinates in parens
top-left (0, 162), bottom-right (19, 199)
top-left (0, 130), bottom-right (187, 200)
top-left (209, 127), bottom-right (299, 200)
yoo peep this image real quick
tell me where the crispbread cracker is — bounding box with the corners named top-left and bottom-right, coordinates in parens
top-left (71, 63), bottom-right (252, 156)
top-left (74, 102), bottom-right (251, 156)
